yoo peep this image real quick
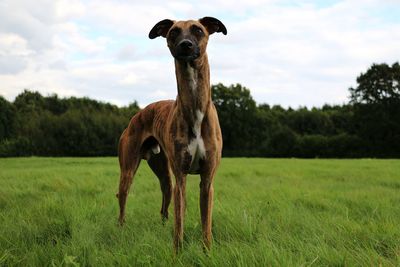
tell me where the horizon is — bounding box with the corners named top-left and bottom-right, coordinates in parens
top-left (1, 0), bottom-right (400, 108)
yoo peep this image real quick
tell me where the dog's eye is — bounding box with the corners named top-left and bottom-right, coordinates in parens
top-left (192, 26), bottom-right (203, 35)
top-left (169, 28), bottom-right (180, 38)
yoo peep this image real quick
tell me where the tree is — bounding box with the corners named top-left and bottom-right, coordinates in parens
top-left (349, 62), bottom-right (400, 104)
top-left (0, 97), bottom-right (16, 141)
top-left (1, 77), bottom-right (398, 158)
top-left (212, 83), bottom-right (257, 156)
top-left (120, 101), bottom-right (140, 119)
top-left (349, 62), bottom-right (400, 157)
top-left (13, 90), bottom-right (45, 112)
top-left (0, 90), bottom-right (141, 157)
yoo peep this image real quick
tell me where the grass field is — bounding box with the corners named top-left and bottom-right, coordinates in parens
top-left (0, 158), bottom-right (399, 266)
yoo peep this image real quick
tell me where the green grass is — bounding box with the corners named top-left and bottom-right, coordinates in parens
top-left (0, 158), bottom-right (399, 266)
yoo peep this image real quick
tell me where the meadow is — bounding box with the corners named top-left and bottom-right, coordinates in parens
top-left (0, 157), bottom-right (399, 266)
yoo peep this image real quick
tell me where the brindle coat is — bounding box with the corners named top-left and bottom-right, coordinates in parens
top-left (117, 17), bottom-right (226, 251)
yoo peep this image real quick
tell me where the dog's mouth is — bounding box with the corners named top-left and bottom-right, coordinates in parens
top-left (174, 52), bottom-right (200, 62)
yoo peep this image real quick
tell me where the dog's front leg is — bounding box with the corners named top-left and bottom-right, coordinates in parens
top-left (173, 175), bottom-right (186, 251)
top-left (199, 174), bottom-right (214, 251)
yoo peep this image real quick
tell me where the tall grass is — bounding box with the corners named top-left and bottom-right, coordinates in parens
top-left (0, 158), bottom-right (399, 266)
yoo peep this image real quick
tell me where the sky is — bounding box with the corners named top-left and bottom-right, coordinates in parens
top-left (1, 0), bottom-right (400, 108)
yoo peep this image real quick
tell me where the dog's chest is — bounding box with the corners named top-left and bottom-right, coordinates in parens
top-left (187, 110), bottom-right (205, 173)
top-left (186, 64), bottom-right (198, 92)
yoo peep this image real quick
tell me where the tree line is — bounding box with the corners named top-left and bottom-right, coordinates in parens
top-left (1, 62), bottom-right (399, 158)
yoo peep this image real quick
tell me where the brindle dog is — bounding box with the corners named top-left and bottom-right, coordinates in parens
top-left (117, 17), bottom-right (227, 251)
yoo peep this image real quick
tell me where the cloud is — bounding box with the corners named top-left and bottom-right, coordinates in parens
top-left (0, 33), bottom-right (31, 74)
top-left (0, 0), bottom-right (400, 108)
top-left (208, 0), bottom-right (400, 106)
top-left (116, 44), bottom-right (137, 61)
top-left (0, 55), bottom-right (27, 74)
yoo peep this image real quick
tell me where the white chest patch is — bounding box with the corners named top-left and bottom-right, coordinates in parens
top-left (187, 110), bottom-right (205, 173)
top-left (187, 65), bottom-right (197, 92)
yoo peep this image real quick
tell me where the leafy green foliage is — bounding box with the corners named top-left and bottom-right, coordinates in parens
top-left (212, 83), bottom-right (258, 155)
top-left (211, 84), bottom-right (364, 157)
top-left (349, 63), bottom-right (400, 157)
top-left (0, 96), bottom-right (16, 140)
top-left (349, 62), bottom-right (400, 104)
top-left (0, 90), bottom-right (139, 156)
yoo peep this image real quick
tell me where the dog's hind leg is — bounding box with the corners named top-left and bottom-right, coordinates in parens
top-left (117, 131), bottom-right (142, 225)
top-left (147, 149), bottom-right (172, 222)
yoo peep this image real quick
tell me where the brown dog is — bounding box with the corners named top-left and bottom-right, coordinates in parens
top-left (117, 17), bottom-right (226, 251)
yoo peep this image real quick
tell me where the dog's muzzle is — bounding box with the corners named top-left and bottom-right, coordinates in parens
top-left (174, 39), bottom-right (200, 61)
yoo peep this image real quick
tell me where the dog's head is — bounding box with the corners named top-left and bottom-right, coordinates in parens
top-left (149, 17), bottom-right (227, 62)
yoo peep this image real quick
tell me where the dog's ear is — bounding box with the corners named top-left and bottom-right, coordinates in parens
top-left (149, 19), bottom-right (174, 39)
top-left (199, 17), bottom-right (227, 35)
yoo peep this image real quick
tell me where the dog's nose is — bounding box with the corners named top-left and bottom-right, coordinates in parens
top-left (178, 40), bottom-right (193, 50)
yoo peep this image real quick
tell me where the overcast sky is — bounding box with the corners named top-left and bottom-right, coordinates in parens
top-left (1, 0), bottom-right (399, 108)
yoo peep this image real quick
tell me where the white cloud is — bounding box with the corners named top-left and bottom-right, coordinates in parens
top-left (0, 33), bottom-right (32, 56)
top-left (116, 44), bottom-right (137, 61)
top-left (0, 0), bottom-right (400, 108)
top-left (119, 73), bottom-right (139, 86)
top-left (55, 0), bottom-right (85, 20)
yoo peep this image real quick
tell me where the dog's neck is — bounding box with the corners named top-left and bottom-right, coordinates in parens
top-left (174, 54), bottom-right (211, 127)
